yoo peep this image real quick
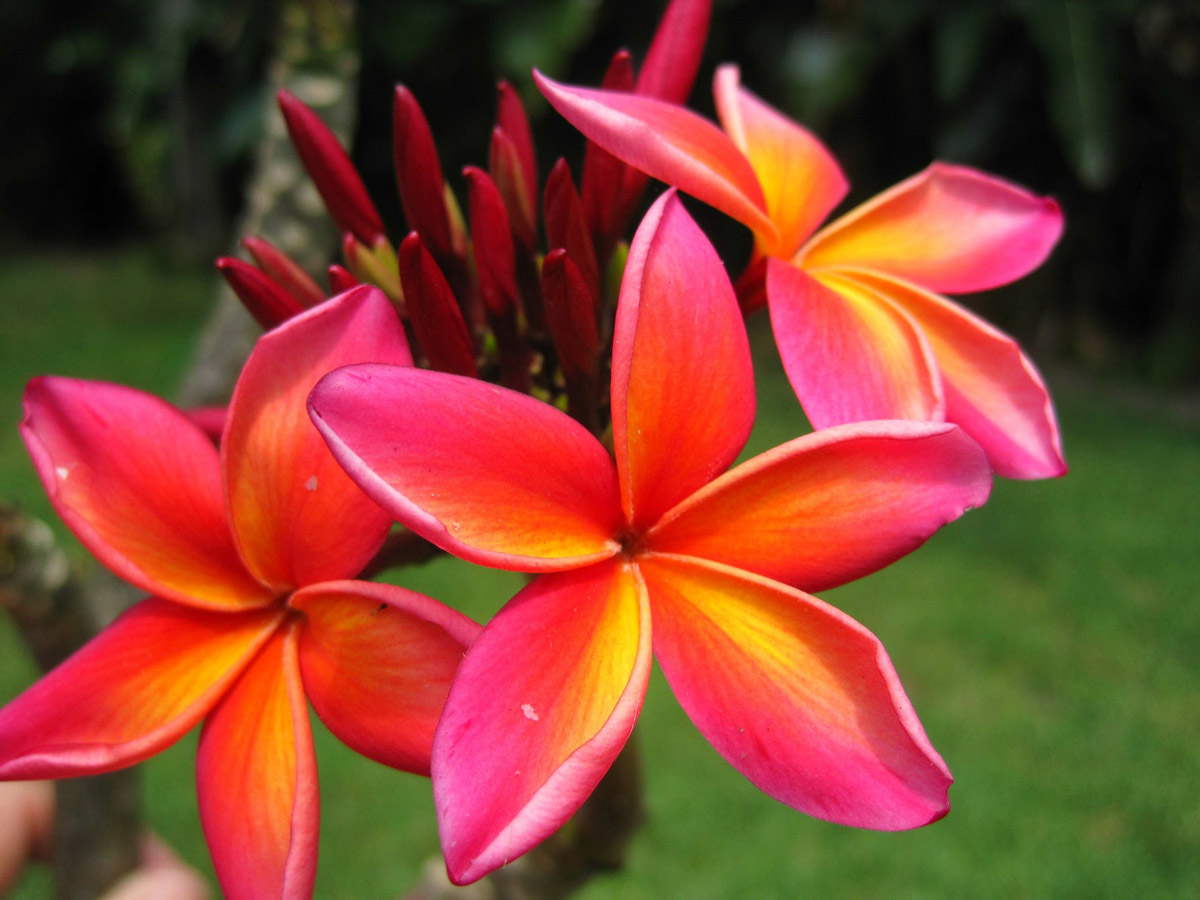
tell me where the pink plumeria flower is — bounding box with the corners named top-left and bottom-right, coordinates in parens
top-left (0, 286), bottom-right (479, 900)
top-left (536, 64), bottom-right (1067, 479)
top-left (309, 193), bottom-right (993, 884)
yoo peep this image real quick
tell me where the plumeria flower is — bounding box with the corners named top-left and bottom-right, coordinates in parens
top-left (0, 286), bottom-right (479, 900)
top-left (309, 193), bottom-right (993, 884)
top-left (535, 64), bottom-right (1067, 479)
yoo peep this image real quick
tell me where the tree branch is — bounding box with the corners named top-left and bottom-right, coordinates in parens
top-left (0, 507), bottom-right (141, 900)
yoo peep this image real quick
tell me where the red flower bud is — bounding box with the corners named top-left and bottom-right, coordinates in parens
top-left (581, 50), bottom-right (635, 248)
top-left (278, 89), bottom-right (385, 245)
top-left (327, 264), bottom-right (359, 293)
top-left (241, 236), bottom-right (326, 308)
top-left (541, 249), bottom-right (599, 376)
top-left (398, 233), bottom-right (478, 378)
top-left (464, 166), bottom-right (520, 317)
top-left (216, 257), bottom-right (307, 330)
top-left (489, 127), bottom-right (537, 252)
top-left (494, 81), bottom-right (538, 246)
top-left (543, 159), bottom-right (599, 299)
top-left (393, 85), bottom-right (454, 263)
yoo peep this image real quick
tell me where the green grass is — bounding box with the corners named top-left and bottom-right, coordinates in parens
top-left (1, 250), bottom-right (1198, 898)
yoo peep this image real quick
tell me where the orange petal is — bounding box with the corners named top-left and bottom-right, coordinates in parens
top-left (433, 561), bottom-right (651, 884)
top-left (612, 192), bottom-right (755, 531)
top-left (310, 366), bottom-right (622, 571)
top-left (0, 599), bottom-right (281, 779)
top-left (799, 162), bottom-right (1063, 293)
top-left (645, 420), bottom-right (992, 592)
top-left (838, 270), bottom-right (1067, 478)
top-left (713, 64), bottom-right (848, 258)
top-left (21, 378), bottom-right (273, 610)
top-left (293, 580), bottom-right (479, 775)
top-left (767, 260), bottom-right (944, 428)
top-left (534, 70), bottom-right (777, 242)
top-left (640, 554), bottom-right (952, 829)
top-left (224, 286), bottom-right (411, 592)
top-left (197, 623), bottom-right (318, 900)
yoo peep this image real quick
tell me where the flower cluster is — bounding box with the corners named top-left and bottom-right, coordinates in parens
top-left (0, 0), bottom-right (1064, 897)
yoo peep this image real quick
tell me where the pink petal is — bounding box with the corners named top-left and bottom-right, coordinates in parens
top-left (292, 580), bottom-right (479, 775)
top-left (21, 378), bottom-right (273, 610)
top-left (799, 162), bottom-right (1063, 294)
top-left (620, 0), bottom-right (713, 221)
top-left (636, 0), bottom-right (712, 103)
top-left (197, 624), bottom-right (318, 900)
top-left (433, 561), bottom-right (651, 884)
top-left (0, 599), bottom-right (281, 779)
top-left (309, 366), bottom-right (623, 571)
top-left (838, 270), bottom-right (1067, 478)
top-left (612, 192), bottom-right (755, 531)
top-left (224, 286), bottom-right (411, 592)
top-left (645, 419), bottom-right (992, 592)
top-left (767, 260), bottom-right (944, 428)
top-left (713, 64), bottom-right (848, 258)
top-left (641, 554), bottom-right (952, 829)
top-left (534, 71), bottom-right (777, 242)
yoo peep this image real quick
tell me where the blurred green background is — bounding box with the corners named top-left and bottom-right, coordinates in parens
top-left (1, 0), bottom-right (1198, 898)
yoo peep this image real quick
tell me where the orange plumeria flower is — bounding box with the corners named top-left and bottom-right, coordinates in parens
top-left (537, 65), bottom-right (1067, 479)
top-left (0, 287), bottom-right (479, 900)
top-left (309, 193), bottom-right (992, 884)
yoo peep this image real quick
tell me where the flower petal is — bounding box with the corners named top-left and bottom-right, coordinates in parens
top-left (197, 623), bottom-right (318, 900)
top-left (533, 71), bottom-right (777, 242)
top-left (433, 561), bottom-right (651, 884)
top-left (309, 365), bottom-right (622, 571)
top-left (713, 64), bottom-right (848, 258)
top-left (636, 0), bottom-right (711, 103)
top-left (646, 420), bottom-right (991, 592)
top-left (799, 162), bottom-right (1063, 293)
top-left (224, 286), bottom-right (411, 592)
top-left (767, 260), bottom-right (944, 428)
top-left (21, 378), bottom-right (272, 610)
top-left (0, 599), bottom-right (281, 779)
top-left (292, 580), bottom-right (478, 775)
top-left (838, 270), bottom-right (1067, 478)
top-left (640, 554), bottom-right (952, 829)
top-left (612, 192), bottom-right (755, 531)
